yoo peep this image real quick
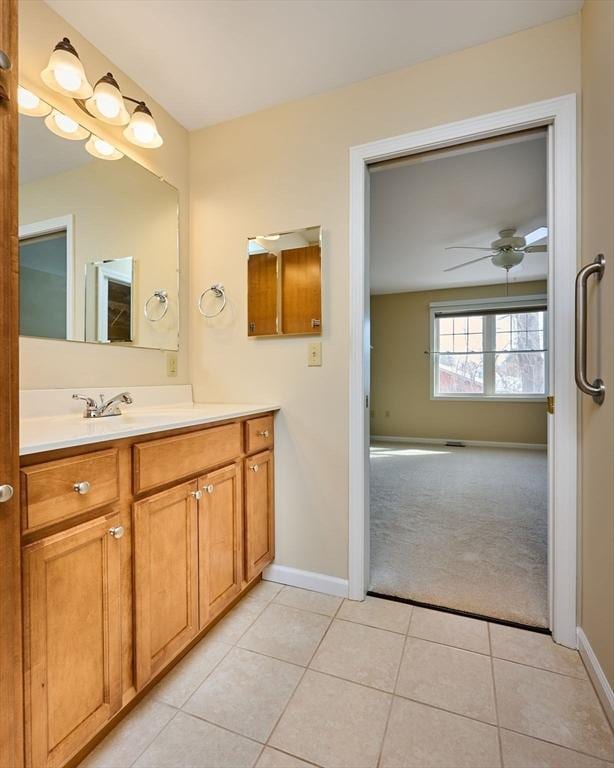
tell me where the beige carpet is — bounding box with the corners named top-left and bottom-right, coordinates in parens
top-left (369, 441), bottom-right (548, 627)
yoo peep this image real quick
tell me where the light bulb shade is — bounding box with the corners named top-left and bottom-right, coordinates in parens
top-left (84, 73), bottom-right (130, 125)
top-left (17, 86), bottom-right (52, 117)
top-left (85, 134), bottom-right (124, 161)
top-left (41, 38), bottom-right (93, 99)
top-left (123, 102), bottom-right (163, 148)
top-left (44, 109), bottom-right (90, 141)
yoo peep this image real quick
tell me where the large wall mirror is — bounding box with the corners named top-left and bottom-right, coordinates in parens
top-left (18, 99), bottom-right (179, 351)
top-left (247, 226), bottom-right (321, 337)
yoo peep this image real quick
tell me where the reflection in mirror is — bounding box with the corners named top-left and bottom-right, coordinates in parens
top-left (18, 98), bottom-right (179, 351)
top-left (247, 226), bottom-right (321, 337)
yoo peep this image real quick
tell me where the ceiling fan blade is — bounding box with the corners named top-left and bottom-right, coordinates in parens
top-left (444, 254), bottom-right (493, 272)
top-left (525, 245), bottom-right (548, 253)
top-left (444, 246), bottom-right (493, 251)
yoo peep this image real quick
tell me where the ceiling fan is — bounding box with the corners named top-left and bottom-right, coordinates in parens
top-left (444, 227), bottom-right (548, 273)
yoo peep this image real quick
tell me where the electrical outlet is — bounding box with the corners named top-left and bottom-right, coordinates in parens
top-left (308, 342), bottom-right (322, 367)
top-left (166, 352), bottom-right (178, 377)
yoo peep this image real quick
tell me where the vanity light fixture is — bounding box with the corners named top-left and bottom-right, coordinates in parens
top-left (17, 86), bottom-right (51, 117)
top-left (40, 39), bottom-right (164, 150)
top-left (85, 73), bottom-right (130, 125)
top-left (41, 38), bottom-right (93, 99)
top-left (123, 102), bottom-right (163, 148)
top-left (85, 134), bottom-right (124, 161)
top-left (44, 108), bottom-right (90, 141)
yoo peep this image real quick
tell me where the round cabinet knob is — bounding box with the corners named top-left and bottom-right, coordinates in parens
top-left (257, 430), bottom-right (269, 438)
top-left (73, 481), bottom-right (91, 495)
top-left (108, 525), bottom-right (124, 539)
top-left (191, 490), bottom-right (203, 501)
top-left (204, 484), bottom-right (214, 494)
top-left (249, 464), bottom-right (259, 472)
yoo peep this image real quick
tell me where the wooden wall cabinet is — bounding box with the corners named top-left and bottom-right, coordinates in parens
top-left (19, 411), bottom-right (276, 767)
top-left (23, 512), bottom-right (122, 768)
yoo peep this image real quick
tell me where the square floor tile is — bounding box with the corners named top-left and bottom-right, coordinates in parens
top-left (255, 747), bottom-right (316, 768)
top-left (79, 700), bottom-right (175, 768)
top-left (246, 580), bottom-right (284, 603)
top-left (490, 623), bottom-right (586, 678)
top-left (269, 670), bottom-right (391, 768)
top-left (151, 637), bottom-right (230, 708)
top-left (133, 712), bottom-right (262, 768)
top-left (206, 596), bottom-right (269, 644)
top-left (183, 647), bottom-right (303, 742)
top-left (409, 607), bottom-right (490, 655)
top-left (494, 658), bottom-right (614, 760)
top-left (337, 596), bottom-right (411, 634)
top-left (237, 603), bottom-right (331, 665)
top-left (396, 637), bottom-right (496, 724)
top-left (380, 697), bottom-right (500, 768)
top-left (310, 619), bottom-right (404, 691)
top-left (500, 729), bottom-right (613, 767)
top-left (273, 586), bottom-right (342, 617)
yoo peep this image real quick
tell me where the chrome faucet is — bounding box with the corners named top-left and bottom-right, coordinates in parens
top-left (72, 391), bottom-right (133, 418)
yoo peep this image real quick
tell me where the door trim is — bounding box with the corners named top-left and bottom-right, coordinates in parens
top-left (348, 94), bottom-right (578, 647)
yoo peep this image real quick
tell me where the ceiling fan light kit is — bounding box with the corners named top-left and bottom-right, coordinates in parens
top-left (444, 226), bottom-right (548, 273)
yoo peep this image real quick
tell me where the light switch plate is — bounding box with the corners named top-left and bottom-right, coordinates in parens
top-left (166, 352), bottom-right (178, 377)
top-left (308, 342), bottom-right (322, 367)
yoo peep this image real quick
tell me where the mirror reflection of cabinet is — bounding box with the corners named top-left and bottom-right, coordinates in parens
top-left (247, 226), bottom-right (321, 337)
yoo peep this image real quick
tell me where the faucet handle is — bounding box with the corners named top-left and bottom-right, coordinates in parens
top-left (72, 393), bottom-right (97, 407)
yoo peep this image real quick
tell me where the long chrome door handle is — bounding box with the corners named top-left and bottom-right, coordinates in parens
top-left (575, 254), bottom-right (606, 404)
top-left (0, 484), bottom-right (14, 503)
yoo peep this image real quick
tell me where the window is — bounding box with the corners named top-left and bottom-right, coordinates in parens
top-left (431, 297), bottom-right (547, 399)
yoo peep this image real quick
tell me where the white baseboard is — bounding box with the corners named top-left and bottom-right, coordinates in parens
top-left (263, 564), bottom-right (349, 598)
top-left (371, 435), bottom-right (547, 451)
top-left (577, 626), bottom-right (614, 729)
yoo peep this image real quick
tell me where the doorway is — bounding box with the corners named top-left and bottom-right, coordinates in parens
top-left (348, 96), bottom-right (578, 647)
top-left (368, 131), bottom-right (549, 628)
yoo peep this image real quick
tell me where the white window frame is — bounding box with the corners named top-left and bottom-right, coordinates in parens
top-left (429, 295), bottom-right (548, 402)
top-left (18, 215), bottom-right (75, 339)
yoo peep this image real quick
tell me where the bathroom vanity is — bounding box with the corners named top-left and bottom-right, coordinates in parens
top-left (19, 392), bottom-right (278, 768)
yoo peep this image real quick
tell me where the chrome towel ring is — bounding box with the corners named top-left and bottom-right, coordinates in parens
top-left (198, 283), bottom-right (227, 318)
top-left (144, 289), bottom-right (169, 322)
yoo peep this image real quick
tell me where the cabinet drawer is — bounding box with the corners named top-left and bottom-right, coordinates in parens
top-left (21, 449), bottom-right (120, 533)
top-left (246, 415), bottom-right (274, 454)
top-left (133, 422), bottom-right (242, 494)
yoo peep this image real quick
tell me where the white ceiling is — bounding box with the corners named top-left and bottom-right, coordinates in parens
top-left (370, 134), bottom-right (548, 294)
top-left (45, 0), bottom-right (582, 131)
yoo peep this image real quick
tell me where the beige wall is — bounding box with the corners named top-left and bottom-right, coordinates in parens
top-left (189, 16), bottom-right (581, 580)
top-left (18, 0), bottom-right (189, 389)
top-left (20, 158), bottom-right (179, 350)
top-left (370, 283), bottom-right (548, 444)
top-left (579, 0), bottom-right (614, 686)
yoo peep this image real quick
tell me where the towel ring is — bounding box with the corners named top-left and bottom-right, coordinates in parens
top-left (198, 283), bottom-right (226, 318)
top-left (144, 289), bottom-right (169, 322)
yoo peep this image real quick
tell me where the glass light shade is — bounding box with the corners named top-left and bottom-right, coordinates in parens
top-left (44, 109), bottom-right (90, 141)
top-left (17, 86), bottom-right (52, 117)
top-left (84, 74), bottom-right (130, 126)
top-left (123, 104), bottom-right (163, 148)
top-left (41, 39), bottom-right (93, 99)
top-left (85, 135), bottom-right (124, 161)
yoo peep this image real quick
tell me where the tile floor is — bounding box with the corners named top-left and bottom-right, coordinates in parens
top-left (80, 583), bottom-right (614, 768)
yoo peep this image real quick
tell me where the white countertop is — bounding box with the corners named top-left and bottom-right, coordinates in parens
top-left (20, 402), bottom-right (279, 456)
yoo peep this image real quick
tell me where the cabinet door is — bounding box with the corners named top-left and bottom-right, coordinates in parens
top-left (244, 450), bottom-right (275, 581)
top-left (198, 463), bottom-right (243, 627)
top-left (133, 480), bottom-right (198, 689)
top-left (23, 513), bottom-right (122, 768)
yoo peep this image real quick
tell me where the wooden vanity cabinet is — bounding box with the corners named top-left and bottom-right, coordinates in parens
top-left (20, 411), bottom-right (276, 766)
top-left (133, 480), bottom-right (199, 690)
top-left (198, 463), bottom-right (243, 628)
top-left (245, 450), bottom-right (275, 581)
top-left (23, 512), bottom-right (122, 768)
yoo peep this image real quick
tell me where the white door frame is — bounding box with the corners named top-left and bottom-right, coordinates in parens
top-left (348, 94), bottom-right (578, 647)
